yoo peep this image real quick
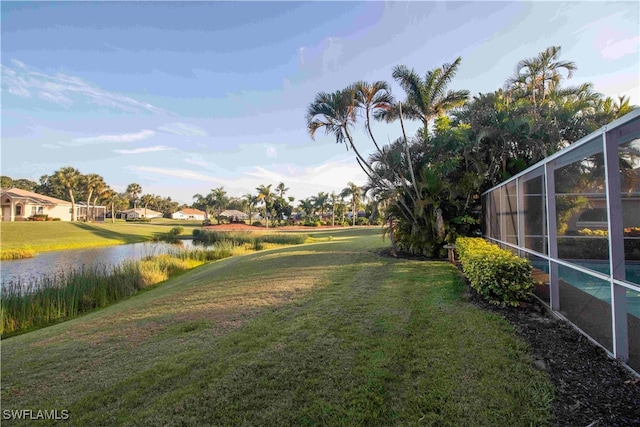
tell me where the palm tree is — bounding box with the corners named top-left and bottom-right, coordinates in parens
top-left (505, 46), bottom-right (577, 107)
top-left (126, 183), bottom-right (142, 210)
top-left (83, 173), bottom-right (106, 222)
top-left (255, 184), bottom-right (273, 228)
top-left (329, 192), bottom-right (339, 226)
top-left (242, 193), bottom-right (256, 225)
top-left (140, 194), bottom-right (156, 218)
top-left (101, 188), bottom-right (118, 223)
top-left (53, 166), bottom-right (81, 221)
top-left (353, 80), bottom-right (394, 152)
top-left (298, 198), bottom-right (315, 219)
top-left (341, 182), bottom-right (361, 226)
top-left (276, 182), bottom-right (289, 198)
top-left (389, 58), bottom-right (470, 131)
top-left (306, 88), bottom-right (375, 177)
top-left (311, 192), bottom-right (329, 220)
top-left (208, 187), bottom-right (228, 224)
top-left (192, 193), bottom-right (210, 223)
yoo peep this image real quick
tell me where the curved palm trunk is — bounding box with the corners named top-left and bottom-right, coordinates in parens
top-left (399, 103), bottom-right (420, 203)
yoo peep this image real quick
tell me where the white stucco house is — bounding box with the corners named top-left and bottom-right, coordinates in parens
top-left (1, 188), bottom-right (74, 221)
top-left (172, 208), bottom-right (206, 221)
top-left (118, 208), bottom-right (163, 220)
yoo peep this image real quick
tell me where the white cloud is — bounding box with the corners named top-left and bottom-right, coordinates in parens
top-left (183, 155), bottom-right (211, 168)
top-left (67, 130), bottom-right (156, 146)
top-left (129, 166), bottom-right (225, 183)
top-left (114, 145), bottom-right (171, 154)
top-left (599, 36), bottom-right (640, 60)
top-left (158, 122), bottom-right (208, 136)
top-left (1, 62), bottom-right (168, 114)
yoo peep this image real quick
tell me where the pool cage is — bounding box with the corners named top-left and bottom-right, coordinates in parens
top-left (482, 109), bottom-right (640, 374)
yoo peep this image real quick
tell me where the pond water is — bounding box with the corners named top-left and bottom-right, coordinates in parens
top-left (1, 240), bottom-right (199, 286)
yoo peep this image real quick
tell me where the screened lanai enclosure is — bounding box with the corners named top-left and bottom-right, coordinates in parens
top-left (483, 110), bottom-right (640, 373)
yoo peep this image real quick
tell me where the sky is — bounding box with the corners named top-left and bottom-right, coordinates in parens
top-left (1, 1), bottom-right (639, 205)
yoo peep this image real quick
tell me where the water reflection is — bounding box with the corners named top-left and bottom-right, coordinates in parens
top-left (1, 240), bottom-right (197, 286)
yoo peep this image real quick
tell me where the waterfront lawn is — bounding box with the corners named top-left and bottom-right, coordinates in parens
top-left (1, 228), bottom-right (554, 426)
top-left (0, 220), bottom-right (202, 253)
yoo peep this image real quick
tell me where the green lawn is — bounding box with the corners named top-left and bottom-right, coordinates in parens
top-left (1, 228), bottom-right (554, 426)
top-left (0, 219), bottom-right (203, 253)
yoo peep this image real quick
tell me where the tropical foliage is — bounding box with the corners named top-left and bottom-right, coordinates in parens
top-left (307, 45), bottom-right (637, 256)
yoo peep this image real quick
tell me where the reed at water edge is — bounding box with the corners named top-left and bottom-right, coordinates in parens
top-left (0, 242), bottom-right (246, 338)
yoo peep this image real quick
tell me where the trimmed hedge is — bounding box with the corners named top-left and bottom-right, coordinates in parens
top-left (456, 237), bottom-right (534, 307)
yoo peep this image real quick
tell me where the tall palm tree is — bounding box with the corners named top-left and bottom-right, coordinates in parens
top-left (311, 192), bottom-right (329, 220)
top-left (53, 166), bottom-right (81, 221)
top-left (140, 194), bottom-right (156, 218)
top-left (255, 184), bottom-right (273, 228)
top-left (506, 46), bottom-right (577, 107)
top-left (101, 188), bottom-right (118, 223)
top-left (126, 183), bottom-right (142, 210)
top-left (389, 58), bottom-right (470, 131)
top-left (298, 198), bottom-right (315, 219)
top-left (242, 193), bottom-right (256, 225)
top-left (306, 88), bottom-right (374, 177)
top-left (192, 193), bottom-right (210, 222)
top-left (353, 80), bottom-right (394, 152)
top-left (208, 187), bottom-right (228, 224)
top-left (276, 182), bottom-right (289, 198)
top-left (341, 182), bottom-right (361, 226)
top-left (329, 192), bottom-right (340, 226)
top-left (83, 173), bottom-right (105, 222)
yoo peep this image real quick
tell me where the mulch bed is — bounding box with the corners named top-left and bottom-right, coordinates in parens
top-left (379, 249), bottom-right (640, 426)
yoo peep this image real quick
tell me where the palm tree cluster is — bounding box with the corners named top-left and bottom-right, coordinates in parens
top-left (306, 46), bottom-right (637, 257)
top-left (28, 168), bottom-right (180, 222)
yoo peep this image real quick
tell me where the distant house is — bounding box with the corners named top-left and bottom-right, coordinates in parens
top-left (118, 208), bottom-right (163, 220)
top-left (0, 188), bottom-right (107, 222)
top-left (1, 188), bottom-right (74, 221)
top-left (172, 208), bottom-right (206, 221)
top-left (220, 209), bottom-right (249, 222)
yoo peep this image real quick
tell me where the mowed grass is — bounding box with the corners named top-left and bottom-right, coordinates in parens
top-left (1, 228), bottom-right (554, 426)
top-left (0, 220), bottom-right (203, 253)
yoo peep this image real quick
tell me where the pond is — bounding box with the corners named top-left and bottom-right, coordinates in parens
top-left (1, 240), bottom-right (199, 287)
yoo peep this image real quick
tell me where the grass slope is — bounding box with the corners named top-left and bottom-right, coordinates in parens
top-left (1, 228), bottom-right (553, 426)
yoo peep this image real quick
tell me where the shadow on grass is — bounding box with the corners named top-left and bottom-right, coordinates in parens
top-left (70, 222), bottom-right (165, 244)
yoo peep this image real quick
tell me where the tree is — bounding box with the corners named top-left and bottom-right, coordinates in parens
top-left (53, 166), bottom-right (82, 221)
top-left (82, 173), bottom-right (104, 222)
top-left (298, 198), bottom-right (315, 219)
top-left (140, 194), bottom-right (157, 218)
top-left (255, 184), bottom-right (273, 228)
top-left (100, 188), bottom-right (119, 223)
top-left (192, 193), bottom-right (210, 222)
top-left (388, 58), bottom-right (470, 132)
top-left (341, 182), bottom-right (361, 226)
top-left (329, 192), bottom-right (340, 226)
top-left (505, 46), bottom-right (577, 107)
top-left (242, 193), bottom-right (256, 225)
top-left (208, 187), bottom-right (228, 224)
top-left (311, 192), bottom-right (329, 220)
top-left (126, 183), bottom-right (142, 210)
top-left (276, 182), bottom-right (289, 198)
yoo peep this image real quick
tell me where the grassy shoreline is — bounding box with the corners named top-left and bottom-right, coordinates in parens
top-left (1, 228), bottom-right (554, 425)
top-left (0, 220), bottom-right (204, 258)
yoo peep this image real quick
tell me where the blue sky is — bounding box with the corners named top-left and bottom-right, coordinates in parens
top-left (2, 1), bottom-right (638, 205)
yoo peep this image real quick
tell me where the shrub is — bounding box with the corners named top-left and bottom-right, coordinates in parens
top-left (169, 226), bottom-right (184, 236)
top-left (28, 214), bottom-right (48, 221)
top-left (456, 237), bottom-right (534, 307)
top-left (52, 218), bottom-right (61, 221)
top-left (192, 229), bottom-right (201, 237)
